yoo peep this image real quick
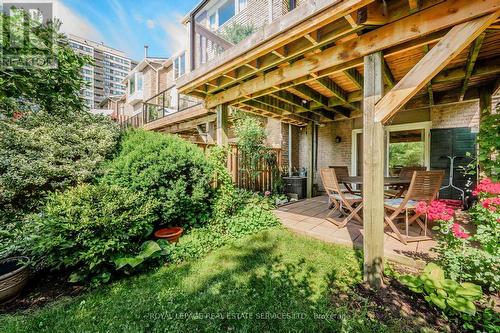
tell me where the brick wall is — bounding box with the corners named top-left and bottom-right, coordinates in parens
top-left (430, 100), bottom-right (480, 130)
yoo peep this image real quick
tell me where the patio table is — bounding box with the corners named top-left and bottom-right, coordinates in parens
top-left (337, 176), bottom-right (411, 198)
top-left (337, 176), bottom-right (411, 186)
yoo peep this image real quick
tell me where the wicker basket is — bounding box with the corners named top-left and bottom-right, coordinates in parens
top-left (0, 256), bottom-right (29, 304)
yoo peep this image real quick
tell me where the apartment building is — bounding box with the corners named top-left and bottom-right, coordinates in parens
top-left (69, 35), bottom-right (137, 109)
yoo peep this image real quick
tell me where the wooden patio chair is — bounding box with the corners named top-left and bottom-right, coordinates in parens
top-left (328, 166), bottom-right (360, 195)
top-left (385, 166), bottom-right (427, 198)
top-left (320, 168), bottom-right (363, 228)
top-left (384, 170), bottom-right (444, 244)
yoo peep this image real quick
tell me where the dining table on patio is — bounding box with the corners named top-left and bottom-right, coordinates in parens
top-left (337, 176), bottom-right (411, 198)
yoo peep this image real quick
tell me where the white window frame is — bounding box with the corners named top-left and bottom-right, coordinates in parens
top-left (351, 121), bottom-right (431, 177)
top-left (206, 0), bottom-right (239, 30)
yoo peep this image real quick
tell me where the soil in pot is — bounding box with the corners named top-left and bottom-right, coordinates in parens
top-left (154, 227), bottom-right (184, 243)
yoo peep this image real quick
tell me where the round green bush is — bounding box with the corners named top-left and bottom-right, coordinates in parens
top-left (103, 130), bottom-right (212, 228)
top-left (28, 183), bottom-right (159, 282)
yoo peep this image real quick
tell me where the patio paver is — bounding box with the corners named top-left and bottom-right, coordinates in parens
top-left (275, 195), bottom-right (437, 268)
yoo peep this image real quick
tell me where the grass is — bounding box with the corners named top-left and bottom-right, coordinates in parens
top-left (0, 228), bottom-right (423, 332)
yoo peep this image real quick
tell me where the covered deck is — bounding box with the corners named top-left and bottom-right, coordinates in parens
top-left (274, 196), bottom-right (436, 268)
top-left (177, 0), bottom-right (500, 286)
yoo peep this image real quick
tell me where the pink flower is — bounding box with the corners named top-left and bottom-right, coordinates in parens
top-left (474, 178), bottom-right (500, 196)
top-left (451, 223), bottom-right (470, 239)
top-left (264, 191), bottom-right (271, 197)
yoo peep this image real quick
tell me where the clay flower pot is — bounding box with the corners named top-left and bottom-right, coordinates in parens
top-left (0, 256), bottom-right (29, 304)
top-left (154, 227), bottom-right (184, 243)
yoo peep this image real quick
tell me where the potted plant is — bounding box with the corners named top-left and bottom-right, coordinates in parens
top-left (154, 227), bottom-right (184, 243)
top-left (0, 256), bottom-right (29, 303)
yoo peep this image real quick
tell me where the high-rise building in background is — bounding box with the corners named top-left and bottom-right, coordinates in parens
top-left (68, 34), bottom-right (137, 109)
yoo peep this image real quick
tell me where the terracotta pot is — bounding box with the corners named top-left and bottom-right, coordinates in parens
top-left (0, 256), bottom-right (29, 304)
top-left (154, 227), bottom-right (184, 243)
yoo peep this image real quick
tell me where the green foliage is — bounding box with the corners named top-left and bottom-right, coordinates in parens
top-left (433, 199), bottom-right (499, 292)
top-left (234, 113), bottom-right (280, 192)
top-left (27, 183), bottom-right (159, 284)
top-left (478, 105), bottom-right (500, 181)
top-left (2, 230), bottom-right (426, 333)
top-left (388, 142), bottom-right (424, 169)
top-left (0, 112), bottom-right (120, 258)
top-left (207, 146), bottom-right (238, 221)
top-left (219, 23), bottom-right (255, 44)
top-left (167, 191), bottom-right (280, 263)
top-left (0, 14), bottom-right (91, 117)
top-left (399, 263), bottom-right (482, 316)
top-left (114, 240), bottom-right (168, 271)
top-left (103, 130), bottom-right (212, 228)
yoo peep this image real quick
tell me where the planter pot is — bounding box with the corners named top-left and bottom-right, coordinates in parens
top-left (154, 227), bottom-right (184, 243)
top-left (0, 256), bottom-right (29, 304)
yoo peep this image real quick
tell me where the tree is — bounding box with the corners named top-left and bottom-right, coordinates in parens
top-left (0, 12), bottom-right (91, 118)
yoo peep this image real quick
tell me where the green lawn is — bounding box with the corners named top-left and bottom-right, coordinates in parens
top-left (1, 228), bottom-right (420, 332)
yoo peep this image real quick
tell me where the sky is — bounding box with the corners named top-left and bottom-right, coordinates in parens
top-left (53, 0), bottom-right (200, 61)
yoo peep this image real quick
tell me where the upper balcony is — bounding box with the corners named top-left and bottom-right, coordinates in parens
top-left (120, 85), bottom-right (205, 131)
top-left (188, 0), bottom-right (306, 71)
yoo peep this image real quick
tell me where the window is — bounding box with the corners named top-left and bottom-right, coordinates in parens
top-left (209, 13), bottom-right (216, 30)
top-left (218, 0), bottom-right (235, 26)
top-left (129, 76), bottom-right (135, 94)
top-left (237, 0), bottom-right (247, 12)
top-left (173, 52), bottom-right (186, 79)
top-left (387, 129), bottom-right (425, 176)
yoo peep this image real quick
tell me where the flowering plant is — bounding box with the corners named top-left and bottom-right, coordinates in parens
top-left (422, 178), bottom-right (500, 291)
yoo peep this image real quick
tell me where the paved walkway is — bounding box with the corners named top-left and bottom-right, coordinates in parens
top-left (274, 196), bottom-right (437, 268)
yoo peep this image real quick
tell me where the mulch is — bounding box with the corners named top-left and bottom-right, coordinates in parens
top-left (0, 270), bottom-right (84, 314)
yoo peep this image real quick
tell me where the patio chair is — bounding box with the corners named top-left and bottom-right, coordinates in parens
top-left (320, 168), bottom-right (363, 228)
top-left (328, 166), bottom-right (360, 195)
top-left (384, 166), bottom-right (427, 198)
top-left (384, 170), bottom-right (444, 244)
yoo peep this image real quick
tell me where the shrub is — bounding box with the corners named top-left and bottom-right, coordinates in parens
top-left (0, 112), bottom-right (119, 258)
top-left (0, 112), bottom-right (119, 214)
top-left (27, 183), bottom-right (159, 284)
top-left (219, 23), bottom-right (255, 44)
top-left (103, 130), bottom-right (212, 228)
top-left (422, 179), bottom-right (500, 292)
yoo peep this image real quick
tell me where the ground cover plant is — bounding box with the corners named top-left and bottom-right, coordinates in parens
top-left (0, 229), bottom-right (458, 333)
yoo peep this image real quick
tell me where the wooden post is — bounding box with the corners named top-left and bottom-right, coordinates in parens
top-left (206, 121), bottom-right (215, 144)
top-left (216, 104), bottom-right (228, 145)
top-left (306, 121), bottom-right (314, 198)
top-left (363, 52), bottom-right (385, 288)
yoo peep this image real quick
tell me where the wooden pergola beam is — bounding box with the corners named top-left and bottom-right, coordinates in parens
top-left (374, 12), bottom-right (499, 123)
top-left (423, 45), bottom-right (434, 106)
top-left (315, 77), bottom-right (359, 110)
top-left (343, 68), bottom-right (364, 90)
top-left (382, 58), bottom-right (395, 89)
top-left (459, 33), bottom-right (486, 101)
top-left (206, 0), bottom-right (500, 108)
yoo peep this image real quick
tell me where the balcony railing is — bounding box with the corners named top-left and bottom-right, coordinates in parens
top-left (191, 0), bottom-right (305, 70)
top-left (120, 86), bottom-right (203, 129)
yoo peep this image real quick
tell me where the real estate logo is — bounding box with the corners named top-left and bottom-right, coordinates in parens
top-left (0, 0), bottom-right (57, 69)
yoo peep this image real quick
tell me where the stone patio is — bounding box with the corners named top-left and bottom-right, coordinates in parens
top-left (274, 196), bottom-right (438, 268)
